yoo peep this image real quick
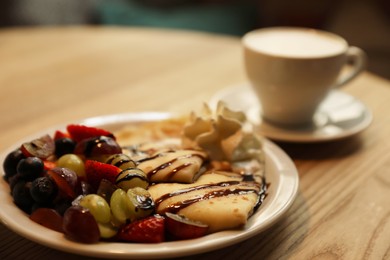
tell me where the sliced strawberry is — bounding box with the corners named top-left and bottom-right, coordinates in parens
top-left (165, 212), bottom-right (208, 240)
top-left (53, 130), bottom-right (70, 141)
top-left (47, 169), bottom-right (77, 199)
top-left (43, 160), bottom-right (57, 171)
top-left (118, 215), bottom-right (165, 243)
top-left (85, 160), bottom-right (121, 189)
top-left (66, 124), bottom-right (115, 143)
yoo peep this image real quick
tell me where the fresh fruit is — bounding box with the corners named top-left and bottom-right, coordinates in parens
top-left (43, 160), bottom-right (56, 171)
top-left (30, 176), bottom-right (57, 205)
top-left (63, 205), bottom-right (100, 243)
top-left (57, 154), bottom-right (85, 178)
top-left (55, 138), bottom-right (76, 157)
top-left (78, 180), bottom-right (93, 196)
top-left (74, 136), bottom-right (122, 160)
top-left (12, 181), bottom-right (34, 213)
top-left (30, 208), bottom-right (63, 233)
top-left (106, 153), bottom-right (136, 170)
top-left (118, 215), bottom-right (165, 243)
top-left (3, 149), bottom-right (25, 181)
top-left (20, 134), bottom-right (55, 159)
top-left (3, 123), bottom-right (220, 245)
top-left (85, 160), bottom-right (121, 189)
top-left (110, 188), bottom-right (131, 224)
top-left (16, 157), bottom-right (44, 181)
top-left (8, 173), bottom-right (23, 192)
top-left (97, 221), bottom-right (118, 239)
top-left (79, 194), bottom-right (111, 224)
top-left (53, 199), bottom-right (72, 216)
top-left (66, 124), bottom-right (115, 143)
top-left (165, 212), bottom-right (209, 240)
top-left (53, 130), bottom-right (70, 140)
top-left (115, 168), bottom-right (149, 191)
top-left (126, 187), bottom-right (155, 221)
top-left (51, 167), bottom-right (77, 188)
top-left (96, 179), bottom-right (117, 203)
top-left (47, 168), bottom-right (77, 199)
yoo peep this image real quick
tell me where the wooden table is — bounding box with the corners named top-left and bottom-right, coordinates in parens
top-left (0, 27), bottom-right (389, 260)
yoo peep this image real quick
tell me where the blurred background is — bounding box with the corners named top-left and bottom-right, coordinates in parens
top-left (0, 0), bottom-right (389, 79)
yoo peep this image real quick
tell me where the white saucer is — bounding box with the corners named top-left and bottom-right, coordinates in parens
top-left (209, 83), bottom-right (373, 143)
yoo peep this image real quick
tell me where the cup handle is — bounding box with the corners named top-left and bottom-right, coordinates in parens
top-left (336, 46), bottom-right (367, 87)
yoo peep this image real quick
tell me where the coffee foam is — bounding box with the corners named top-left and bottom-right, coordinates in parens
top-left (244, 29), bottom-right (347, 58)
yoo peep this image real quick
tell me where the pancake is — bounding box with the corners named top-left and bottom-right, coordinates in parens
top-left (148, 170), bottom-right (266, 233)
top-left (135, 149), bottom-right (208, 184)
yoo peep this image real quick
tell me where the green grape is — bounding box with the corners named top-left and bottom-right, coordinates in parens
top-left (106, 153), bottom-right (136, 170)
top-left (127, 187), bottom-right (155, 221)
top-left (115, 168), bottom-right (149, 191)
top-left (110, 212), bottom-right (123, 228)
top-left (110, 189), bottom-right (131, 224)
top-left (79, 194), bottom-right (111, 224)
top-left (57, 154), bottom-right (86, 178)
top-left (97, 222), bottom-right (118, 239)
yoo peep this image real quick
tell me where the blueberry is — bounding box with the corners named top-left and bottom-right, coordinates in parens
top-left (12, 181), bottom-right (34, 213)
top-left (3, 149), bottom-right (25, 181)
top-left (30, 176), bottom-right (58, 205)
top-left (8, 173), bottom-right (23, 192)
top-left (17, 157), bottom-right (44, 181)
top-left (55, 138), bottom-right (76, 158)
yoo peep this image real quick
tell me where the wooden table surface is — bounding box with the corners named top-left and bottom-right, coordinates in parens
top-left (0, 27), bottom-right (389, 260)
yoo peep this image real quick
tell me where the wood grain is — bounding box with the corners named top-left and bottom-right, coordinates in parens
top-left (0, 26), bottom-right (389, 260)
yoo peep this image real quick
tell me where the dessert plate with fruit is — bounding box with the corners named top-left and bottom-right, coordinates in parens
top-left (0, 105), bottom-right (299, 259)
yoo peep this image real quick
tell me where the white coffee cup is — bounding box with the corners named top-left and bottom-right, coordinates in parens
top-left (243, 27), bottom-right (366, 127)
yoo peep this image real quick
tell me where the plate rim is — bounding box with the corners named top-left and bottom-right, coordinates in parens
top-left (0, 112), bottom-right (299, 259)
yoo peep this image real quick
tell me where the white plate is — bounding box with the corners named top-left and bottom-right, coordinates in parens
top-left (0, 113), bottom-right (299, 259)
top-left (209, 83), bottom-right (373, 143)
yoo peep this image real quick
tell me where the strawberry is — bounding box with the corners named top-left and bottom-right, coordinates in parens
top-left (47, 168), bottom-right (77, 199)
top-left (118, 215), bottom-right (165, 243)
top-left (165, 212), bottom-right (208, 240)
top-left (53, 130), bottom-right (70, 140)
top-left (43, 160), bottom-right (56, 171)
top-left (66, 124), bottom-right (115, 143)
top-left (85, 160), bottom-right (121, 189)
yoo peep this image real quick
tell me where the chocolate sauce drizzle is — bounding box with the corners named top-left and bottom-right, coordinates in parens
top-left (115, 170), bottom-right (148, 185)
top-left (155, 180), bottom-right (264, 214)
top-left (137, 152), bottom-right (206, 180)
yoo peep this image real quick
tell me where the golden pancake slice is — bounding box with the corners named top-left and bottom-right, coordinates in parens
top-left (136, 149), bottom-right (208, 184)
top-left (148, 170), bottom-right (266, 233)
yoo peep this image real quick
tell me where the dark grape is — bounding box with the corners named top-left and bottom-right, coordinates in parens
top-left (30, 208), bottom-right (64, 233)
top-left (3, 149), bottom-right (25, 181)
top-left (30, 176), bottom-right (57, 205)
top-left (96, 179), bottom-right (117, 203)
top-left (74, 136), bottom-right (121, 159)
top-left (17, 157), bottom-right (44, 181)
top-left (53, 199), bottom-right (72, 216)
top-left (20, 134), bottom-right (55, 159)
top-left (55, 138), bottom-right (76, 157)
top-left (78, 180), bottom-right (93, 196)
top-left (12, 181), bottom-right (34, 213)
top-left (63, 205), bottom-right (100, 243)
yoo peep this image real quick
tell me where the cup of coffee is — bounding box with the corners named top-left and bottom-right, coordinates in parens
top-left (243, 27), bottom-right (366, 127)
